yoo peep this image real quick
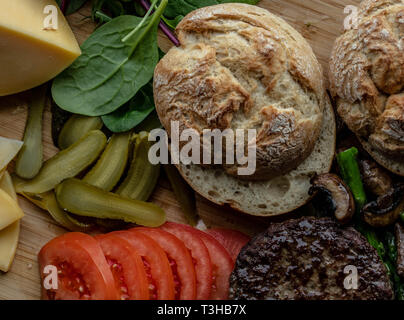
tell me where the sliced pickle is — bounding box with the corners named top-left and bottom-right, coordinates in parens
top-left (19, 192), bottom-right (47, 211)
top-left (13, 174), bottom-right (95, 231)
top-left (58, 115), bottom-right (103, 150)
top-left (64, 213), bottom-right (95, 230)
top-left (16, 190), bottom-right (92, 232)
top-left (42, 192), bottom-right (93, 232)
top-left (16, 130), bottom-right (107, 194)
top-left (55, 178), bottom-right (166, 227)
top-left (15, 85), bottom-right (46, 179)
top-left (83, 132), bottom-right (131, 191)
top-left (117, 132), bottom-right (160, 201)
top-left (11, 174), bottom-right (47, 209)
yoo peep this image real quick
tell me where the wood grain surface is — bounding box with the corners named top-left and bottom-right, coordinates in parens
top-left (0, 0), bottom-right (361, 300)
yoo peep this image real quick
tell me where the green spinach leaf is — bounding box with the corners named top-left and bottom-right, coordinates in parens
top-left (52, 0), bottom-right (168, 117)
top-left (102, 83), bottom-right (155, 132)
top-left (163, 0), bottom-right (260, 19)
top-left (56, 0), bottom-right (88, 15)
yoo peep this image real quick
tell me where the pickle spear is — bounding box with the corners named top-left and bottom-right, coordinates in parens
top-left (117, 132), bottom-right (160, 201)
top-left (58, 115), bottom-right (103, 150)
top-left (64, 212), bottom-right (95, 230)
top-left (83, 132), bottom-right (131, 191)
top-left (55, 178), bottom-right (166, 227)
top-left (16, 130), bottom-right (107, 194)
top-left (15, 85), bottom-right (46, 179)
top-left (12, 174), bottom-right (94, 231)
top-left (12, 174), bottom-right (47, 210)
top-left (43, 192), bottom-right (93, 232)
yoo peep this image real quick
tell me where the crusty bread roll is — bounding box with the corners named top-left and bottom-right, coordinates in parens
top-left (330, 0), bottom-right (404, 176)
top-left (154, 4), bottom-right (336, 216)
top-left (178, 98), bottom-right (335, 216)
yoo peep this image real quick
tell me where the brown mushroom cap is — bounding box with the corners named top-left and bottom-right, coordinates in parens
top-left (359, 159), bottom-right (393, 196)
top-left (309, 173), bottom-right (355, 224)
top-left (362, 184), bottom-right (404, 227)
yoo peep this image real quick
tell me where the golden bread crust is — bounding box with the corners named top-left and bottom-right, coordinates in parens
top-left (330, 0), bottom-right (404, 161)
top-left (154, 3), bottom-right (327, 180)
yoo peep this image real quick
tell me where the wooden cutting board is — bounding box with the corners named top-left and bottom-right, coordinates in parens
top-left (0, 0), bottom-right (361, 300)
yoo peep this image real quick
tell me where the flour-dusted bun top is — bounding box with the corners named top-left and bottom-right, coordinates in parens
top-left (330, 0), bottom-right (404, 161)
top-left (154, 3), bottom-right (326, 180)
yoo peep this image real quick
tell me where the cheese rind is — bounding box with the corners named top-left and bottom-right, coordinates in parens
top-left (0, 0), bottom-right (81, 96)
top-left (0, 172), bottom-right (20, 272)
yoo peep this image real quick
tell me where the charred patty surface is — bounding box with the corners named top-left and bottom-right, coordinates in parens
top-left (230, 217), bottom-right (393, 300)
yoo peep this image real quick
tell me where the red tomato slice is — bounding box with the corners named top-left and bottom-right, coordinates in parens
top-left (161, 222), bottom-right (212, 300)
top-left (204, 229), bottom-right (250, 263)
top-left (112, 231), bottom-right (175, 300)
top-left (95, 234), bottom-right (149, 300)
top-left (134, 227), bottom-right (197, 300)
top-left (193, 229), bottom-right (234, 300)
top-left (38, 232), bottom-right (119, 300)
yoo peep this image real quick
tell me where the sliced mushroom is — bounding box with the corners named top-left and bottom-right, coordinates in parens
top-left (309, 173), bottom-right (355, 224)
top-left (362, 184), bottom-right (404, 228)
top-left (395, 223), bottom-right (404, 278)
top-left (359, 159), bottom-right (393, 196)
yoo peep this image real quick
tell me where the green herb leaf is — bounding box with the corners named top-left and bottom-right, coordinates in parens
top-left (52, 0), bottom-right (168, 117)
top-left (94, 10), bottom-right (113, 23)
top-left (56, 0), bottom-right (88, 15)
top-left (163, 0), bottom-right (260, 19)
top-left (102, 83), bottom-right (155, 132)
top-left (52, 16), bottom-right (158, 116)
top-left (122, 0), bottom-right (159, 42)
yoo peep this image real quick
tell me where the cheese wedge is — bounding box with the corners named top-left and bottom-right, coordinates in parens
top-left (0, 172), bottom-right (20, 272)
top-left (0, 136), bottom-right (23, 173)
top-left (0, 189), bottom-right (24, 231)
top-left (0, 222), bottom-right (20, 272)
top-left (0, 172), bottom-right (17, 201)
top-left (0, 0), bottom-right (81, 96)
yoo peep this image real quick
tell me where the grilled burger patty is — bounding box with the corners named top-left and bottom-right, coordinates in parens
top-left (230, 217), bottom-right (393, 300)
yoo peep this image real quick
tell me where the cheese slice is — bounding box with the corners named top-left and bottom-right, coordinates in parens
top-left (0, 136), bottom-right (23, 173)
top-left (0, 222), bottom-right (20, 272)
top-left (0, 188), bottom-right (24, 231)
top-left (0, 0), bottom-right (81, 96)
top-left (0, 172), bottom-right (20, 272)
top-left (0, 172), bottom-right (17, 201)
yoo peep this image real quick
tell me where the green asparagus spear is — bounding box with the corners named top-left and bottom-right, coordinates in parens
top-left (336, 147), bottom-right (385, 258)
top-left (383, 231), bottom-right (404, 300)
top-left (336, 147), bottom-right (367, 210)
top-left (386, 231), bottom-right (398, 262)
